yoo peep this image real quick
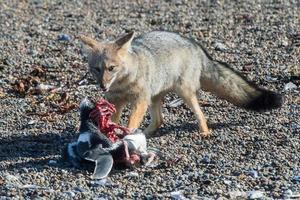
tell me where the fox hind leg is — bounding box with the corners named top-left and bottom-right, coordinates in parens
top-left (178, 90), bottom-right (211, 137)
top-left (144, 95), bottom-right (164, 134)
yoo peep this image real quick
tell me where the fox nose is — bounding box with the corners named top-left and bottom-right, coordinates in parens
top-left (99, 82), bottom-right (107, 92)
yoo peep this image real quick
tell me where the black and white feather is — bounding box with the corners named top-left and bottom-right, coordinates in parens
top-left (66, 98), bottom-right (114, 179)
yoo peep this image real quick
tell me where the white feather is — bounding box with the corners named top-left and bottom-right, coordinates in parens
top-left (77, 132), bottom-right (91, 147)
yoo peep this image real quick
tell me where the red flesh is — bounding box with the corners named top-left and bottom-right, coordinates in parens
top-left (89, 99), bottom-right (129, 142)
top-left (89, 99), bottom-right (140, 166)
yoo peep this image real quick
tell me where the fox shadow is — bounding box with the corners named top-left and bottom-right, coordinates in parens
top-left (151, 120), bottom-right (243, 138)
top-left (0, 128), bottom-right (78, 171)
top-left (0, 127), bottom-right (130, 174)
top-left (1, 117), bottom-right (242, 171)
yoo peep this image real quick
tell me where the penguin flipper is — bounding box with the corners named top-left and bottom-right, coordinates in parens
top-left (82, 145), bottom-right (114, 179)
top-left (92, 153), bottom-right (113, 179)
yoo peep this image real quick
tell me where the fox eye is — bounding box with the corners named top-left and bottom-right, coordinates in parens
top-left (107, 65), bottom-right (115, 72)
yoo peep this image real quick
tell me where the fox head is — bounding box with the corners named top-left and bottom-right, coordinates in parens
top-left (79, 32), bottom-right (135, 92)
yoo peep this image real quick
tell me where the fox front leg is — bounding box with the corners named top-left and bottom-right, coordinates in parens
top-left (111, 101), bottom-right (126, 124)
top-left (106, 96), bottom-right (127, 124)
top-left (128, 100), bottom-right (148, 129)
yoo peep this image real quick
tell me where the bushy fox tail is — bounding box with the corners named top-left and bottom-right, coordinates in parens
top-left (200, 60), bottom-right (283, 111)
top-left (79, 98), bottom-right (95, 132)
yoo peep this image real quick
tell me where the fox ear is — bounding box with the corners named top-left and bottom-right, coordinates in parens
top-left (78, 35), bottom-right (101, 50)
top-left (115, 31), bottom-right (135, 51)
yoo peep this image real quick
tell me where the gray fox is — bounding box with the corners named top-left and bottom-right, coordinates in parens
top-left (78, 31), bottom-right (283, 136)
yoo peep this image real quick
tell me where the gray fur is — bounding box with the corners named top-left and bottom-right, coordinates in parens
top-left (84, 31), bottom-right (282, 134)
top-left (132, 31), bottom-right (205, 99)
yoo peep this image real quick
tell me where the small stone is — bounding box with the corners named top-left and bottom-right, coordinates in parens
top-left (27, 48), bottom-right (39, 56)
top-left (280, 37), bottom-right (289, 47)
top-left (90, 179), bottom-right (113, 187)
top-left (284, 190), bottom-right (300, 199)
top-left (248, 170), bottom-right (258, 178)
top-left (28, 120), bottom-right (36, 125)
top-left (125, 172), bottom-right (139, 178)
top-left (292, 176), bottom-right (300, 182)
top-left (74, 186), bottom-right (85, 193)
top-left (216, 189), bottom-right (223, 194)
top-left (170, 190), bottom-right (187, 200)
top-left (21, 168), bottom-right (29, 173)
top-left (265, 76), bottom-right (278, 82)
top-left (224, 180), bottom-right (231, 185)
top-left (57, 34), bottom-right (71, 41)
top-left (214, 42), bottom-right (228, 52)
top-left (5, 174), bottom-right (19, 182)
top-left (247, 191), bottom-right (265, 199)
top-left (48, 160), bottom-right (57, 165)
top-left (284, 82), bottom-right (297, 91)
top-left (97, 197), bottom-right (109, 200)
top-left (35, 84), bottom-right (57, 94)
top-left (229, 191), bottom-right (247, 199)
top-left (64, 191), bottom-right (76, 198)
top-left (284, 189), bottom-right (293, 197)
top-left (78, 79), bottom-right (88, 85)
top-left (21, 184), bottom-right (41, 189)
top-left (169, 98), bottom-right (183, 108)
top-left (201, 155), bottom-right (210, 164)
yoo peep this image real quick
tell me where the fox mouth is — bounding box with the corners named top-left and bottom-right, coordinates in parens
top-left (98, 82), bottom-right (108, 92)
top-left (100, 75), bottom-right (117, 92)
top-left (100, 87), bottom-right (108, 92)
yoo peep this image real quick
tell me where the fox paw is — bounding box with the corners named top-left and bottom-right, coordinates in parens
top-left (200, 129), bottom-right (212, 138)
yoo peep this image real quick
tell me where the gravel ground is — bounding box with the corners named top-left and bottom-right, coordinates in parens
top-left (0, 0), bottom-right (299, 199)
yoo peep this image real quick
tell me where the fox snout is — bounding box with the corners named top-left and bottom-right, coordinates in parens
top-left (93, 71), bottom-right (108, 92)
top-left (98, 74), bottom-right (115, 92)
top-left (99, 82), bottom-right (107, 92)
top-left (98, 77), bottom-right (110, 92)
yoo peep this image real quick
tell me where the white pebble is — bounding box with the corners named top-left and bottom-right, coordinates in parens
top-left (171, 190), bottom-right (187, 200)
top-left (169, 98), bottom-right (183, 108)
top-left (28, 120), bottom-right (36, 125)
top-left (90, 178), bottom-right (114, 187)
top-left (5, 174), bottom-right (19, 182)
top-left (214, 42), bottom-right (228, 52)
top-left (292, 175), bottom-right (300, 181)
top-left (229, 191), bottom-right (247, 199)
top-left (48, 160), bottom-right (57, 165)
top-left (284, 82), bottom-right (297, 91)
top-left (125, 172), bottom-right (139, 178)
top-left (247, 191), bottom-right (265, 199)
top-left (64, 191), bottom-right (76, 198)
top-left (224, 180), bottom-right (232, 185)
